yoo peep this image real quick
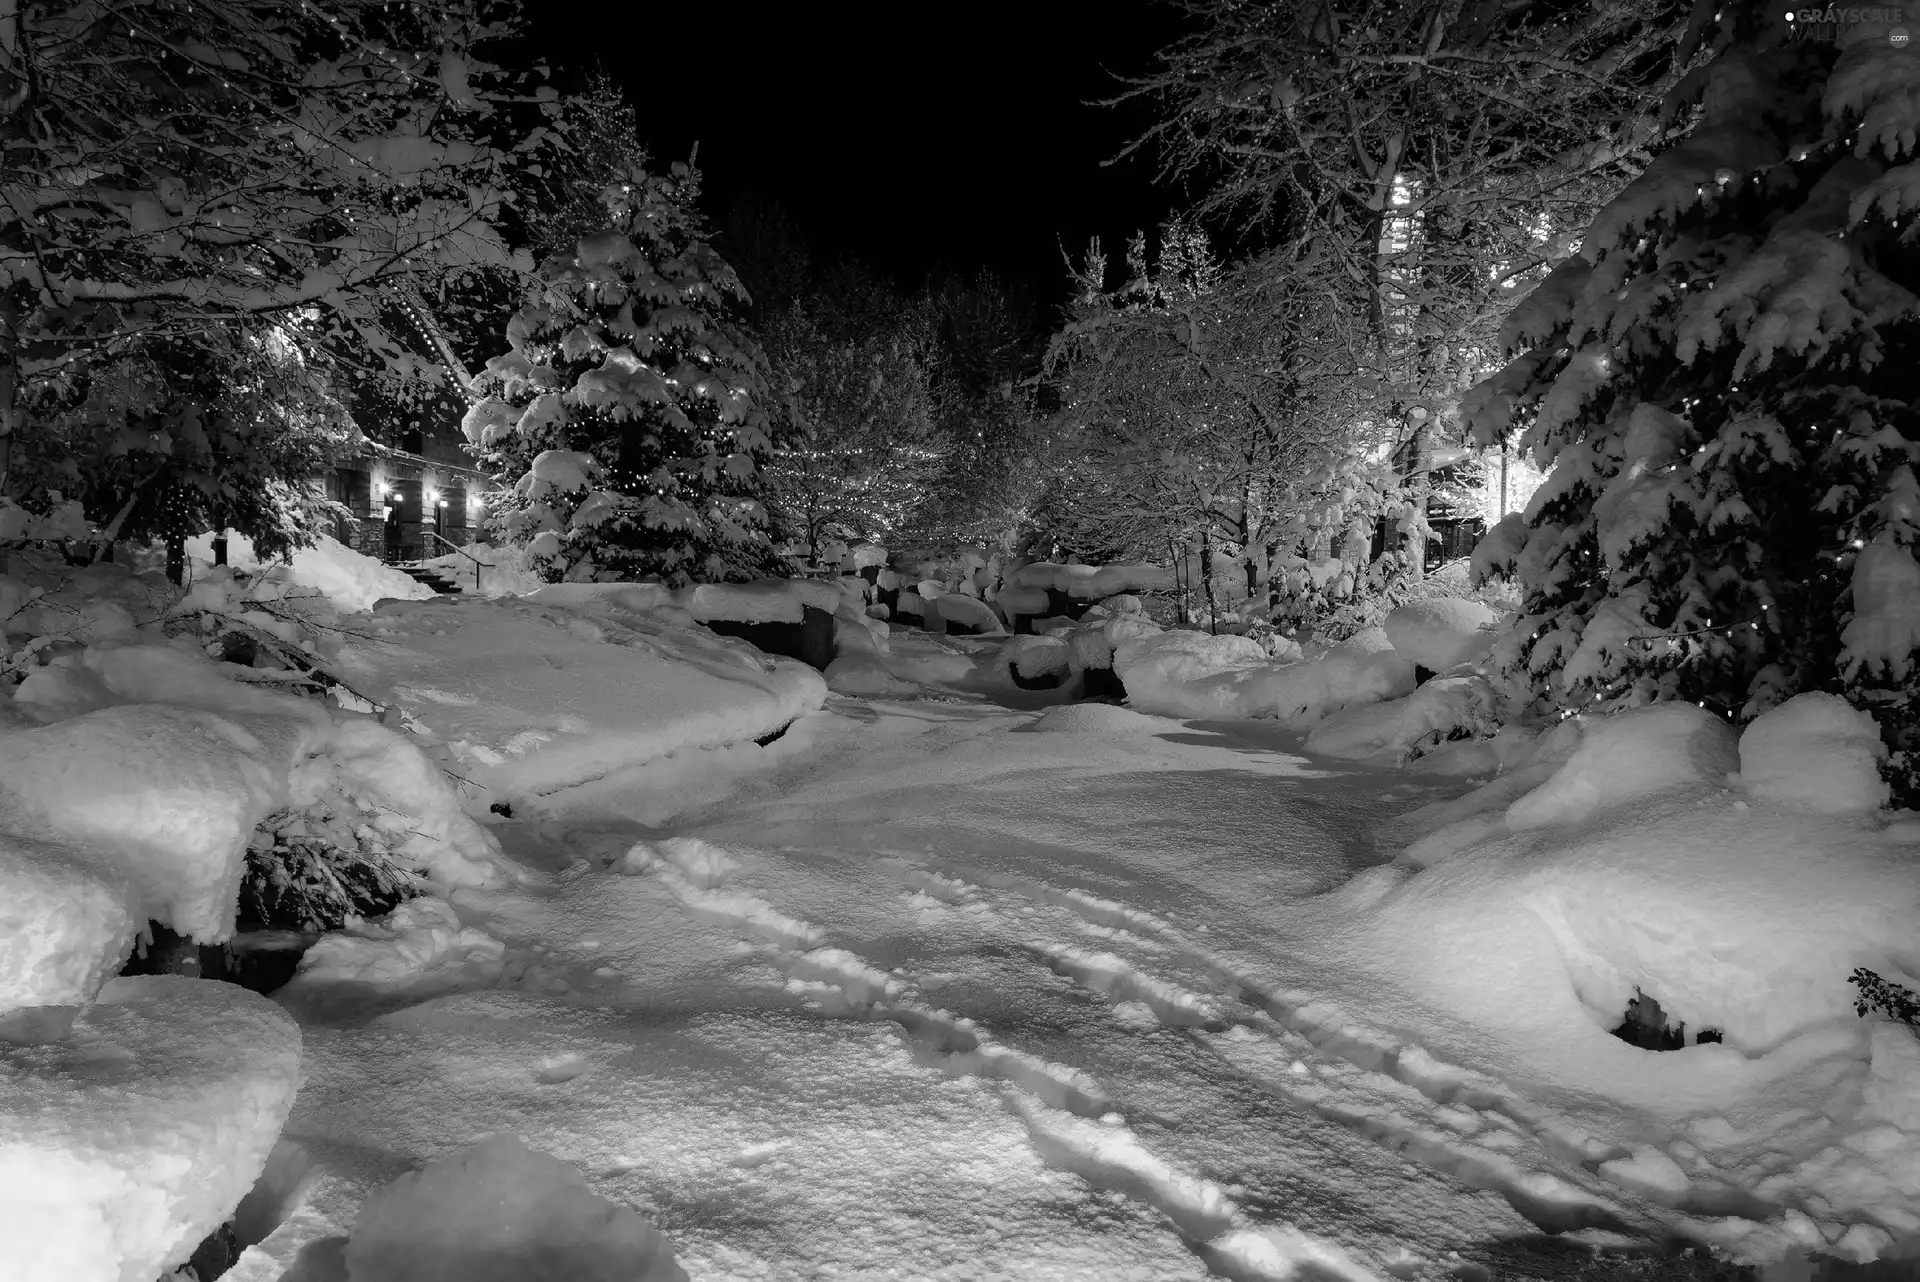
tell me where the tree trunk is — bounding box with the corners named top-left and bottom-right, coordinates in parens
top-left (165, 536), bottom-right (184, 585)
top-left (1200, 528), bottom-right (1217, 635)
top-left (0, 297), bottom-right (17, 501)
top-left (1170, 538), bottom-right (1189, 626)
top-left (1404, 421), bottom-right (1432, 578)
top-left (212, 534), bottom-right (228, 566)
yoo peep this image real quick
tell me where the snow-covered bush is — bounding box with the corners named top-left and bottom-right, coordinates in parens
top-left (471, 160), bottom-right (783, 586)
top-left (1463, 20), bottom-right (1920, 800)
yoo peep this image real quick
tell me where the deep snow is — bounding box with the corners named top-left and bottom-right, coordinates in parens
top-left (231, 693), bottom-right (1920, 1281)
top-left (7, 550), bottom-right (1918, 1281)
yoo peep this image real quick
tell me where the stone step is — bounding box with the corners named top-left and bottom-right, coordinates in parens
top-left (394, 563), bottom-right (462, 595)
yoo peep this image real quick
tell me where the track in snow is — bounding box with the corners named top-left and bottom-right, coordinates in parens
top-left (625, 830), bottom-right (1736, 1280)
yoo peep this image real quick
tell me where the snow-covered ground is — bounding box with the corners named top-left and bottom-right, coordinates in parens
top-left (6, 544), bottom-right (1918, 1281)
top-left (237, 694), bottom-right (1920, 1281)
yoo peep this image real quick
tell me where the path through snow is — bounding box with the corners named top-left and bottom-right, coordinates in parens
top-left (245, 699), bottom-right (1774, 1281)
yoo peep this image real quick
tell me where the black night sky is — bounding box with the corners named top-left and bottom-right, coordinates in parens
top-left (529, 1), bottom-right (1188, 305)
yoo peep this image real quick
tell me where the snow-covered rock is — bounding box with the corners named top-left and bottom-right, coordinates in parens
top-left (927, 593), bottom-right (1001, 635)
top-left (1005, 562), bottom-right (1173, 598)
top-left (1506, 702), bottom-right (1737, 832)
top-left (0, 704), bottom-right (309, 943)
top-left (342, 1135), bottom-right (687, 1282)
top-left (1001, 634), bottom-right (1070, 678)
top-left (1739, 693), bottom-right (1889, 815)
top-left (0, 976), bottom-right (301, 1282)
top-left (342, 593), bottom-right (826, 804)
top-left (1382, 598), bottom-right (1500, 671)
top-left (0, 834), bottom-right (138, 1012)
top-left (1115, 629), bottom-right (1415, 724)
top-left (1064, 610), bottom-right (1161, 673)
top-left (994, 586), bottom-right (1051, 617)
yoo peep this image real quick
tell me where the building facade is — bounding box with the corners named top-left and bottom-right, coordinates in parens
top-left (324, 432), bottom-right (494, 564)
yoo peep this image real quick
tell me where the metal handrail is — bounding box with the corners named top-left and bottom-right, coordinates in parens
top-left (422, 530), bottom-right (491, 593)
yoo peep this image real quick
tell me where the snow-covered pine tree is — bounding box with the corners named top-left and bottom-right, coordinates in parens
top-left (466, 162), bottom-right (783, 584)
top-left (1465, 3), bottom-right (1920, 798)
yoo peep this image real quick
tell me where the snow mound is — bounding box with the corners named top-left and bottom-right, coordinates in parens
top-left (14, 638), bottom-right (325, 728)
top-left (419, 543), bottom-right (549, 599)
top-left (994, 586), bottom-right (1051, 616)
top-left (286, 719), bottom-right (506, 891)
top-left (1305, 677), bottom-right (1499, 763)
top-left (342, 1135), bottom-right (688, 1282)
top-left (185, 532), bottom-right (434, 613)
top-left (0, 705), bottom-right (310, 942)
top-left (927, 593), bottom-right (1001, 635)
top-left (823, 653), bottom-right (921, 697)
top-left (1115, 629), bottom-right (1415, 724)
top-left (1506, 702), bottom-right (1737, 832)
top-left (0, 975), bottom-right (301, 1282)
top-left (1740, 693), bottom-right (1890, 815)
top-left (287, 897), bottom-right (504, 992)
top-left (1364, 786), bottom-right (1920, 1052)
top-left (1021, 704), bottom-right (1179, 736)
top-left (341, 593), bottom-right (826, 804)
top-left (1065, 609), bottom-right (1162, 672)
top-left (686, 579), bottom-right (839, 624)
top-left (1005, 562), bottom-right (1173, 598)
top-left (0, 834), bottom-right (138, 1011)
top-left (1383, 598), bottom-right (1500, 671)
top-left (1001, 633), bottom-right (1069, 678)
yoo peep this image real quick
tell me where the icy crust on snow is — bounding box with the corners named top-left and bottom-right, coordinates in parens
top-left (0, 976), bottom-right (301, 1282)
top-left (1004, 561), bottom-right (1174, 598)
top-left (1116, 628), bottom-right (1416, 724)
top-left (342, 592), bottom-right (826, 802)
top-left (0, 834), bottom-right (138, 1011)
top-left (343, 1135), bottom-right (688, 1282)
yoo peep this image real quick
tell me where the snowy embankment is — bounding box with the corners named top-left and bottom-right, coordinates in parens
top-left (335, 582), bottom-right (829, 816)
top-left (0, 558), bottom-right (511, 1282)
top-left (1300, 695), bottom-right (1920, 1265)
top-left (834, 552), bottom-right (1508, 748)
top-left (236, 681), bottom-right (1920, 1277)
top-left (0, 537), bottom-right (830, 1279)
